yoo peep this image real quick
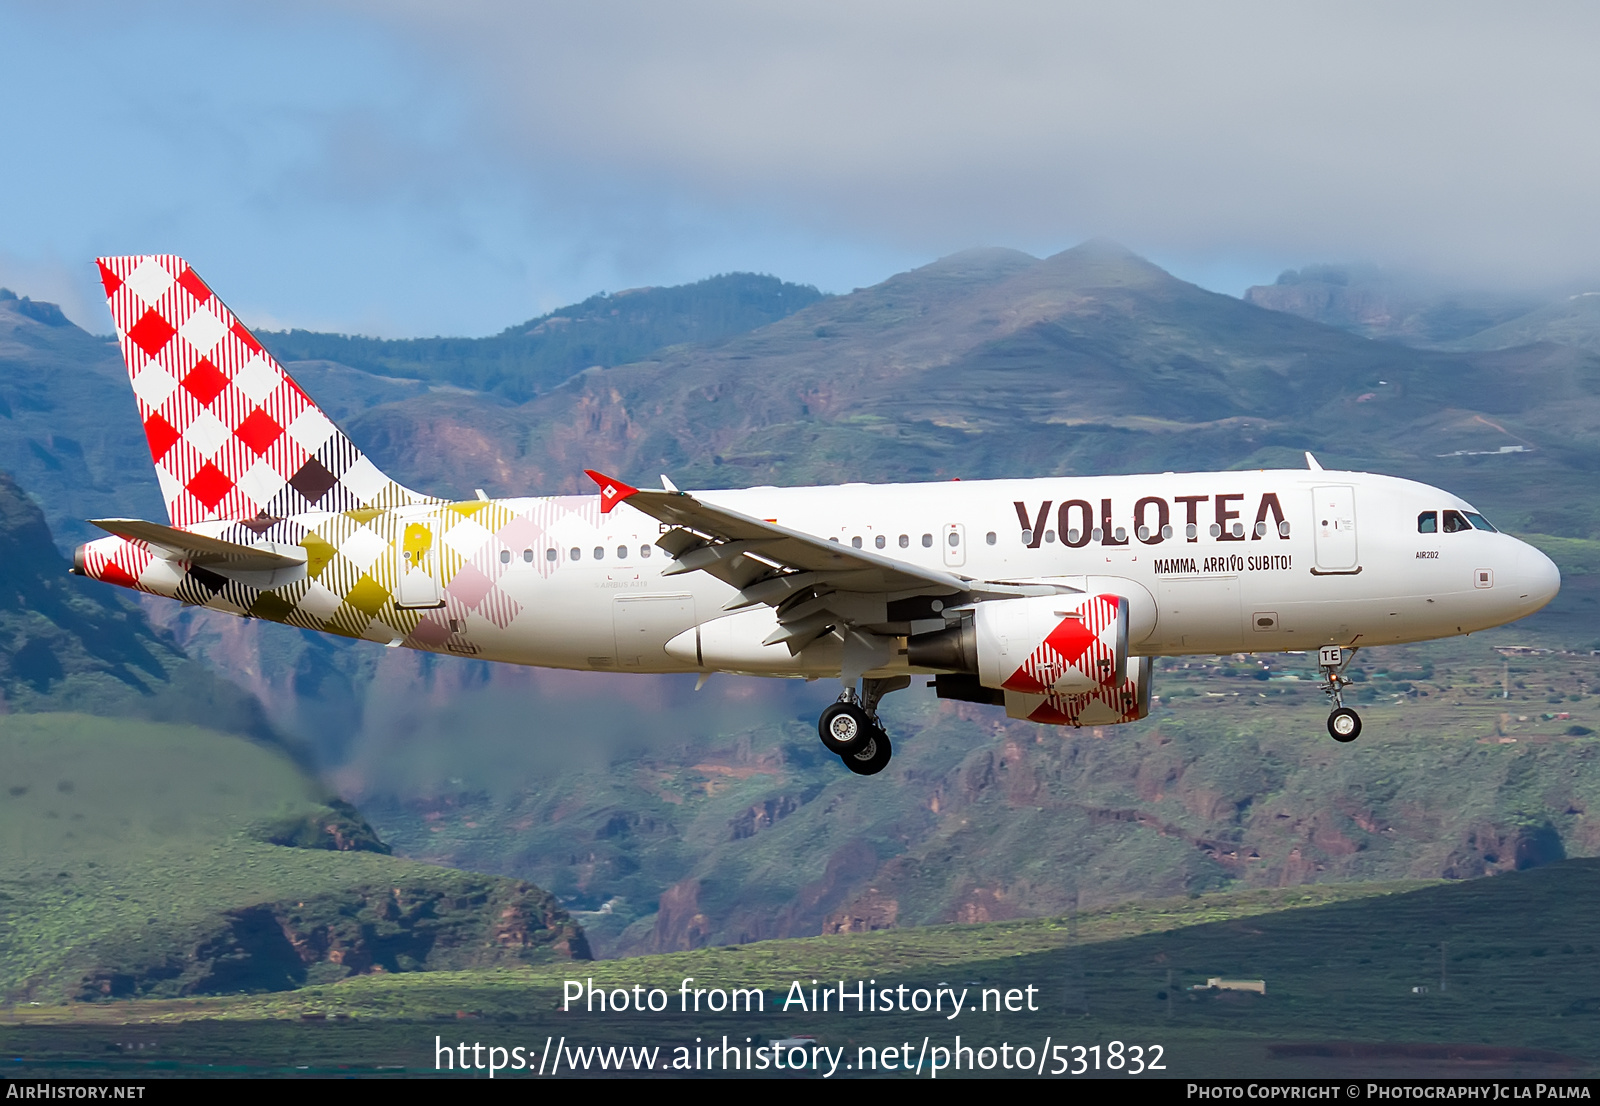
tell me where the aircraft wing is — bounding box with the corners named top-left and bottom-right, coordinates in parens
top-left (90, 518), bottom-right (308, 572)
top-left (585, 471), bottom-right (1056, 651)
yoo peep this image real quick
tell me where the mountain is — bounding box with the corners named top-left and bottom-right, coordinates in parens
top-left (5, 245), bottom-right (1600, 960)
top-left (0, 712), bottom-right (589, 1003)
top-left (258, 272), bottom-right (827, 403)
top-left (1244, 264), bottom-right (1600, 361)
top-left (1440, 292), bottom-right (1600, 355)
top-left (337, 241), bottom-right (1600, 540)
top-left (0, 469), bottom-right (273, 738)
top-left (1241, 265), bottom-right (1542, 345)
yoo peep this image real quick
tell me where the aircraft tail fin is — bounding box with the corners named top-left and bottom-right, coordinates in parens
top-left (95, 255), bottom-right (425, 527)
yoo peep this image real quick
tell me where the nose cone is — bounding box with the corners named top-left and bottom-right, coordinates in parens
top-left (1515, 542), bottom-right (1561, 615)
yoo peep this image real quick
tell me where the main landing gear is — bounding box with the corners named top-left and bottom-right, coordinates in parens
top-left (819, 676), bottom-right (908, 775)
top-left (1318, 645), bottom-right (1362, 742)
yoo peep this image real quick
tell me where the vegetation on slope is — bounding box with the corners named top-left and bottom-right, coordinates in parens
top-left (0, 713), bottom-right (589, 1004)
top-left (258, 273), bottom-right (826, 402)
top-left (6, 862), bottom-right (1598, 1077)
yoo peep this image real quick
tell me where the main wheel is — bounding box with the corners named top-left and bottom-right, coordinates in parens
top-left (1327, 707), bottom-right (1362, 742)
top-left (819, 702), bottom-right (872, 755)
top-left (842, 729), bottom-right (893, 775)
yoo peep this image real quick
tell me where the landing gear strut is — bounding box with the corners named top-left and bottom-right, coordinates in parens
top-left (819, 676), bottom-right (908, 774)
top-left (1318, 646), bottom-right (1362, 742)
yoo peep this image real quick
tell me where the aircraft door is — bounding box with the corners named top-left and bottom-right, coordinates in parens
top-left (1312, 486), bottom-right (1359, 572)
top-left (396, 521), bottom-right (445, 609)
top-left (943, 523), bottom-right (967, 568)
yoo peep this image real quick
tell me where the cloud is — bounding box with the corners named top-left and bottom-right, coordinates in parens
top-left (355, 0), bottom-right (1600, 288)
top-left (8, 2), bottom-right (1599, 336)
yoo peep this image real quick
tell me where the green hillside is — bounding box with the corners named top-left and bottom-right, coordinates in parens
top-left (342, 628), bottom-right (1600, 958)
top-left (1444, 292), bottom-right (1600, 355)
top-left (6, 862), bottom-right (1598, 1077)
top-left (0, 470), bottom-right (274, 739)
top-left (0, 713), bottom-right (589, 1004)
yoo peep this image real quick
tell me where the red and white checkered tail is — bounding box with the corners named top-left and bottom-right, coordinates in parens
top-left (96, 255), bottom-right (424, 527)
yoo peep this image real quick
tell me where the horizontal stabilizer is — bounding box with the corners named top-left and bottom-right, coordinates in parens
top-left (90, 518), bottom-right (308, 572)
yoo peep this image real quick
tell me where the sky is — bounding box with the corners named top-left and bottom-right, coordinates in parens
top-left (3, 1), bottom-right (1599, 336)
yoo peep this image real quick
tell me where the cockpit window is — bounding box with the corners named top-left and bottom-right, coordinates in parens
top-left (1464, 512), bottom-right (1496, 532)
top-left (1442, 510), bottom-right (1472, 533)
top-left (1417, 511), bottom-right (1437, 533)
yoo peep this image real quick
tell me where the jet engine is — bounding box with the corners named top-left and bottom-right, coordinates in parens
top-left (909, 592), bottom-right (1153, 726)
top-left (1002, 655), bottom-right (1153, 726)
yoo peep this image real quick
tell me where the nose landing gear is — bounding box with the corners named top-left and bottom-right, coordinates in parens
top-left (818, 675), bottom-right (908, 774)
top-left (1318, 646), bottom-right (1362, 742)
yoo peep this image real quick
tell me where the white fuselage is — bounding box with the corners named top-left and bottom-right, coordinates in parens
top-left (406, 468), bottom-right (1558, 677)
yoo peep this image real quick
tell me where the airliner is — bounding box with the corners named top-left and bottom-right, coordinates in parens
top-left (72, 256), bottom-right (1562, 775)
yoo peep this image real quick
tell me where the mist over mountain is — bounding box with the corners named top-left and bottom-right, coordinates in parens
top-left (1242, 265), bottom-right (1543, 345)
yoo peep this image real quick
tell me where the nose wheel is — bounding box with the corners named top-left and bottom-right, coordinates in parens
top-left (1318, 645), bottom-right (1363, 743)
top-left (818, 675), bottom-right (908, 774)
top-left (1327, 707), bottom-right (1362, 742)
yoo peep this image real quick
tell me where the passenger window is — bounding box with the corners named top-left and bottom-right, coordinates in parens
top-left (852, 536), bottom-right (863, 548)
top-left (617, 545), bottom-right (627, 559)
top-left (922, 533), bottom-right (933, 548)
top-left (875, 535), bottom-right (886, 549)
top-left (985, 531), bottom-right (996, 545)
top-left (544, 548), bottom-right (556, 562)
top-left (499, 549), bottom-right (511, 564)
top-left (569, 547), bottom-right (580, 561)
top-left (594, 546), bottom-right (605, 559)
top-left (947, 531), bottom-right (960, 547)
top-left (898, 534), bottom-right (909, 548)
top-left (523, 548), bottom-right (534, 563)
top-left (1418, 511), bottom-right (1437, 533)
top-left (1044, 529), bottom-right (1056, 543)
top-left (640, 545), bottom-right (652, 558)
top-left (1464, 512), bottom-right (1497, 532)
top-left (1443, 510), bottom-right (1471, 533)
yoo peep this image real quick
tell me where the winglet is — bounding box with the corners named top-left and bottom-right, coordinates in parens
top-left (585, 470), bottom-right (639, 513)
top-left (1305, 451), bottom-right (1324, 472)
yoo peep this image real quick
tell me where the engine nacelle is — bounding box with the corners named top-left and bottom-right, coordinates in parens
top-left (1003, 655), bottom-right (1153, 726)
top-left (974, 592), bottom-right (1129, 695)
